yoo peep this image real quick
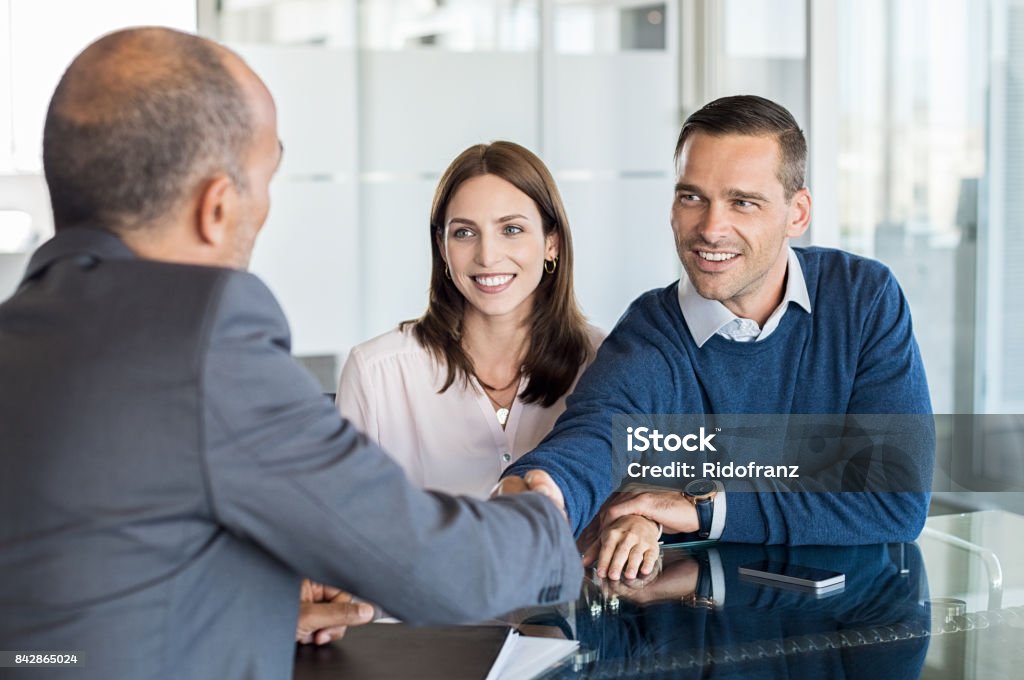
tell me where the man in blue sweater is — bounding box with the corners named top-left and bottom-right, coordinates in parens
top-left (500, 95), bottom-right (933, 580)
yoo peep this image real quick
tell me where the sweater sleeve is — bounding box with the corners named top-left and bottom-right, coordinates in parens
top-left (505, 294), bottom-right (674, 536)
top-left (848, 271), bottom-right (933, 415)
top-left (722, 268), bottom-right (935, 545)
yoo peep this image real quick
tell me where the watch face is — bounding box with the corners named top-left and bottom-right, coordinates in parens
top-left (686, 479), bottom-right (717, 496)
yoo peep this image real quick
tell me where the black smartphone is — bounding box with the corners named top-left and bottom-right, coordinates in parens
top-left (738, 561), bottom-right (845, 589)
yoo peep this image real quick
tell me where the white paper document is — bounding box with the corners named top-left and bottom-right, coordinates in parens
top-left (494, 634), bottom-right (579, 680)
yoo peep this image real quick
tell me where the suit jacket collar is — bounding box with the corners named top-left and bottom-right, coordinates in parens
top-left (23, 227), bottom-right (137, 283)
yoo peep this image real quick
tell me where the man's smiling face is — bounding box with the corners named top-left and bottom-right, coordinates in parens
top-left (671, 131), bottom-right (810, 323)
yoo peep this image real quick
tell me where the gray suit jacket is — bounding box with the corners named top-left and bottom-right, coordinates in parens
top-left (0, 227), bottom-right (581, 679)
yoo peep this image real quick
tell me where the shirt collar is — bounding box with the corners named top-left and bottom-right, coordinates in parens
top-left (677, 247), bottom-right (812, 348)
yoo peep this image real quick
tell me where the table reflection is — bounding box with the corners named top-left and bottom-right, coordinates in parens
top-left (526, 543), bottom-right (930, 679)
top-left (290, 512), bottom-right (1024, 678)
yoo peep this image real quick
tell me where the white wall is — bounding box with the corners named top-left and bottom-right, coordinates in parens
top-left (0, 0), bottom-right (196, 299)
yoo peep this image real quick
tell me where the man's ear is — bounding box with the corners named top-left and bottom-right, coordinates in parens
top-left (195, 175), bottom-right (236, 246)
top-left (786, 187), bottom-right (812, 239)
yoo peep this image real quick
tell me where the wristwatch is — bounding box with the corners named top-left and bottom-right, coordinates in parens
top-left (683, 479), bottom-right (718, 539)
top-left (682, 551), bottom-right (715, 609)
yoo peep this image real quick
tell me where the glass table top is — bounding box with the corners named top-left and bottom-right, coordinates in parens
top-left (507, 510), bottom-right (1024, 679)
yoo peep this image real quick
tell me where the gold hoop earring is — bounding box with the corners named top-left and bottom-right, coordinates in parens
top-left (544, 257), bottom-right (558, 274)
top-left (444, 264), bottom-right (451, 280)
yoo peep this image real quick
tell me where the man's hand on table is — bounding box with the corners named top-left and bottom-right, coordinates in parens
top-left (579, 485), bottom-right (700, 581)
top-left (582, 513), bottom-right (662, 581)
top-left (296, 579), bottom-right (374, 645)
top-left (601, 486), bottom-right (699, 535)
top-left (491, 476), bottom-right (694, 582)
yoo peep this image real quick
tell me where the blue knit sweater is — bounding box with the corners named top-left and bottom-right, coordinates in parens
top-left (506, 247), bottom-right (933, 544)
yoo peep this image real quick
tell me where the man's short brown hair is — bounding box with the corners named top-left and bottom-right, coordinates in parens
top-left (674, 95), bottom-right (806, 199)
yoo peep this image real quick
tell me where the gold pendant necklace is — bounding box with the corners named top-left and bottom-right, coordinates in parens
top-left (480, 374), bottom-right (521, 429)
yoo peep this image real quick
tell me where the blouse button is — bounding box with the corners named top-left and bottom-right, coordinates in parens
top-left (502, 452), bottom-right (512, 462)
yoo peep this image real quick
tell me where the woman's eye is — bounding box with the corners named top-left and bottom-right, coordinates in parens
top-left (503, 225), bottom-right (523, 235)
top-left (452, 227), bottom-right (474, 239)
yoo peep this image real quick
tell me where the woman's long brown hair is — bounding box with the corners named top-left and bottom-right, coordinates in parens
top-left (403, 141), bottom-right (590, 407)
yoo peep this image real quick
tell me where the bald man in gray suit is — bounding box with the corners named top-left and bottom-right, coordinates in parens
top-left (0, 28), bottom-right (580, 679)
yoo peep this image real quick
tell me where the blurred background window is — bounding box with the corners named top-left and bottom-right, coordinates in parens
top-left (0, 0), bottom-right (1019, 420)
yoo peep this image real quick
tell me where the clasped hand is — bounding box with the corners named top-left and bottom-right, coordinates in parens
top-left (495, 473), bottom-right (697, 582)
top-left (580, 484), bottom-right (700, 581)
top-left (296, 579), bottom-right (375, 646)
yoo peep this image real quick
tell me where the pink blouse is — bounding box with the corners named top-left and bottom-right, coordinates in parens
top-left (337, 325), bottom-right (604, 499)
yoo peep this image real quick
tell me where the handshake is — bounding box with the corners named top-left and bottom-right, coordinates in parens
top-left (491, 469), bottom-right (568, 518)
top-left (494, 473), bottom-right (701, 584)
top-left (298, 471), bottom-right (692, 646)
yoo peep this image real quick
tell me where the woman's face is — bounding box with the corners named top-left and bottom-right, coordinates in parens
top-left (442, 173), bottom-right (558, 325)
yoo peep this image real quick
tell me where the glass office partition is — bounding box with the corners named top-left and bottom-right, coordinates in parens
top-left (215, 1), bottom-right (361, 361)
top-left (206, 0), bottom-right (1020, 419)
top-left (356, 0), bottom-right (541, 338)
top-left (700, 0), bottom-right (809, 245)
top-left (986, 0), bottom-right (1024, 414)
top-left (549, 1), bottom-right (680, 329)
top-left (711, 0), bottom-right (807, 125)
top-left (206, 0), bottom-right (683, 359)
top-left (836, 0), bottom-right (988, 415)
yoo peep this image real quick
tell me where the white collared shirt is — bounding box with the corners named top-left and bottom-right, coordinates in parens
top-left (677, 247), bottom-right (812, 348)
top-left (675, 247), bottom-right (812, 539)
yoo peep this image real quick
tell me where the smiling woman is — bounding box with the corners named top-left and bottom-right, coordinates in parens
top-left (442, 173), bottom-right (555, 328)
top-left (336, 141), bottom-right (603, 499)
